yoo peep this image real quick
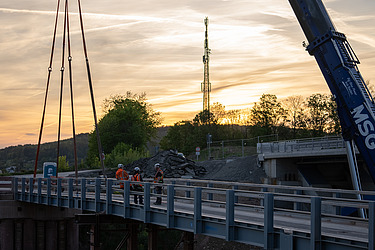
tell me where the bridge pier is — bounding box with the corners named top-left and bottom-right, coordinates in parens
top-left (0, 219), bottom-right (14, 249)
top-left (0, 200), bottom-right (80, 250)
top-left (127, 222), bottom-right (139, 250)
top-left (0, 217), bottom-right (79, 250)
top-left (89, 220), bottom-right (100, 250)
top-left (147, 224), bottom-right (157, 249)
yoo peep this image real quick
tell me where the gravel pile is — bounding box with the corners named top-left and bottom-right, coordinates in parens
top-left (198, 155), bottom-right (266, 183)
top-left (123, 150), bottom-right (207, 178)
top-left (122, 151), bottom-right (265, 184)
top-left (73, 150), bottom-right (266, 184)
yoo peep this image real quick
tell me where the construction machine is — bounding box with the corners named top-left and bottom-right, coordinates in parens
top-left (288, 0), bottom-right (375, 216)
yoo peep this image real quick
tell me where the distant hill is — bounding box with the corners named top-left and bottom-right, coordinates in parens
top-left (0, 133), bottom-right (89, 172)
top-left (0, 127), bottom-right (171, 173)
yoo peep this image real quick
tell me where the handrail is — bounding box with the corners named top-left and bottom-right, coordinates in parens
top-left (13, 176), bottom-right (375, 212)
top-left (11, 176), bottom-right (375, 249)
top-left (15, 176), bottom-right (375, 205)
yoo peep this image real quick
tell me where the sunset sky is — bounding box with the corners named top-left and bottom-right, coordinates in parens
top-left (0, 0), bottom-right (374, 149)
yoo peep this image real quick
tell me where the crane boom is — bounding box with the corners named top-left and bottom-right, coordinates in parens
top-left (288, 0), bottom-right (375, 181)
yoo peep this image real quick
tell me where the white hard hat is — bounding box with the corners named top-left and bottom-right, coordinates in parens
top-left (118, 164), bottom-right (123, 168)
top-left (134, 167), bottom-right (140, 172)
top-left (154, 163), bottom-right (160, 169)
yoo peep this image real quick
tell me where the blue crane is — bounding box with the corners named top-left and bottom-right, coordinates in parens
top-left (288, 0), bottom-right (375, 186)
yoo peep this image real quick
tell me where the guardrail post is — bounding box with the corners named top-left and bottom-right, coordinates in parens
top-left (95, 178), bottom-right (101, 212)
top-left (28, 177), bottom-right (33, 202)
top-left (81, 178), bottom-right (86, 210)
top-left (260, 187), bottom-right (268, 206)
top-left (144, 183), bottom-right (151, 223)
top-left (68, 178), bottom-right (73, 208)
top-left (369, 202), bottom-right (375, 250)
top-left (207, 183), bottom-right (213, 201)
top-left (226, 189), bottom-right (235, 241)
top-left (264, 193), bottom-right (274, 250)
top-left (167, 185), bottom-right (175, 228)
top-left (47, 178), bottom-right (51, 205)
top-left (21, 178), bottom-right (26, 201)
top-left (194, 187), bottom-right (202, 234)
top-left (106, 179), bottom-right (113, 214)
top-left (311, 197), bottom-right (321, 250)
top-left (37, 178), bottom-right (42, 204)
top-left (233, 185), bottom-right (238, 204)
top-left (13, 177), bottom-right (18, 200)
top-left (186, 181), bottom-right (191, 198)
top-left (124, 181), bottom-right (130, 218)
top-left (57, 178), bottom-right (62, 207)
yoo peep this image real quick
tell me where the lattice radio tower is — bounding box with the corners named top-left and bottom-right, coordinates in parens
top-left (201, 17), bottom-right (211, 113)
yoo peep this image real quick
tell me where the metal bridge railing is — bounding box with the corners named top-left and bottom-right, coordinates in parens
top-left (196, 135), bottom-right (347, 160)
top-left (256, 135), bottom-right (348, 154)
top-left (9, 176), bottom-right (375, 249)
top-left (199, 134), bottom-right (278, 160)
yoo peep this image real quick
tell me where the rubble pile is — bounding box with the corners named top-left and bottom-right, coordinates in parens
top-left (124, 150), bottom-right (207, 178)
top-left (73, 151), bottom-right (265, 184)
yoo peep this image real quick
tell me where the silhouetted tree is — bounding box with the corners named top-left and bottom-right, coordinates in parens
top-left (193, 110), bottom-right (217, 126)
top-left (305, 93), bottom-right (340, 136)
top-left (210, 102), bottom-right (226, 124)
top-left (282, 95), bottom-right (307, 138)
top-left (159, 121), bottom-right (197, 155)
top-left (87, 92), bottom-right (160, 167)
top-left (250, 94), bottom-right (287, 134)
top-left (326, 95), bottom-right (341, 134)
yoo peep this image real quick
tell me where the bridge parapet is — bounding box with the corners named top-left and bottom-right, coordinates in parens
top-left (257, 135), bottom-right (356, 158)
top-left (9, 176), bottom-right (375, 249)
top-left (0, 176), bottom-right (14, 200)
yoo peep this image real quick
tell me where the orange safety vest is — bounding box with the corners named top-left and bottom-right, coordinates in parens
top-left (154, 169), bottom-right (164, 183)
top-left (131, 173), bottom-right (143, 188)
top-left (116, 169), bottom-right (129, 188)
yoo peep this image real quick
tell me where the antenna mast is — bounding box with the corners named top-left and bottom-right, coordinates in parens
top-left (201, 17), bottom-right (211, 114)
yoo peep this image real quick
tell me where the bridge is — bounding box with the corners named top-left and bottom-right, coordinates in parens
top-left (1, 175), bottom-right (375, 249)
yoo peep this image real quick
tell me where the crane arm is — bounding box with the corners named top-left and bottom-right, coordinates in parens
top-left (288, 0), bottom-right (375, 181)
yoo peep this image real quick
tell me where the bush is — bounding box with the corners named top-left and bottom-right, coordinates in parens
top-left (104, 142), bottom-right (149, 168)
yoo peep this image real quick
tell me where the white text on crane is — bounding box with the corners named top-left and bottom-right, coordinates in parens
top-left (351, 104), bottom-right (375, 150)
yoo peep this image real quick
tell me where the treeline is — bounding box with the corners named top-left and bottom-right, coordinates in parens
top-left (160, 93), bottom-right (341, 155)
top-left (0, 133), bottom-right (89, 173)
top-left (1, 92), bottom-right (344, 171)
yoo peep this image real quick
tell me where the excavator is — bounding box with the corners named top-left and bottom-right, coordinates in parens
top-left (288, 0), bottom-right (375, 216)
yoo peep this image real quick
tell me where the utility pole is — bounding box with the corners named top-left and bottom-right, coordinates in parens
top-left (201, 17), bottom-right (211, 115)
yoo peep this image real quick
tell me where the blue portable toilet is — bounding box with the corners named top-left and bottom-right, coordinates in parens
top-left (43, 162), bottom-right (57, 178)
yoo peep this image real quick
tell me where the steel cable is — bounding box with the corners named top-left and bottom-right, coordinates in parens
top-left (34, 0), bottom-right (62, 178)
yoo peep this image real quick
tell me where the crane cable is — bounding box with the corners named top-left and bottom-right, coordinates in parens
top-left (66, 0), bottom-right (79, 182)
top-left (33, 0), bottom-right (62, 178)
top-left (34, 0), bottom-right (104, 179)
top-left (77, 0), bottom-right (106, 178)
top-left (56, 0), bottom-right (69, 178)
top-left (55, 0), bottom-right (78, 180)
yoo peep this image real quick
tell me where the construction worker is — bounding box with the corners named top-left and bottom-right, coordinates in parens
top-left (115, 164), bottom-right (129, 189)
top-left (153, 163), bottom-right (164, 205)
top-left (131, 167), bottom-right (143, 204)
